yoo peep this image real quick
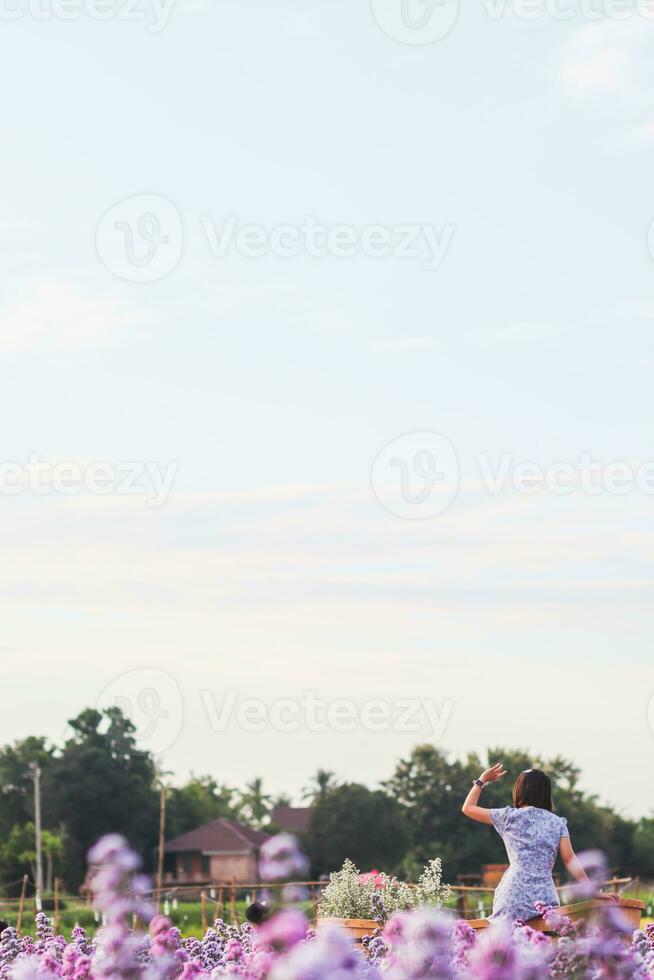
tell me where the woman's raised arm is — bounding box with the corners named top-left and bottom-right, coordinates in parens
top-left (461, 762), bottom-right (507, 824)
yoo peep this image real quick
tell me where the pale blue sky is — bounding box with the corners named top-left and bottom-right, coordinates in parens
top-left (1, 0), bottom-right (653, 819)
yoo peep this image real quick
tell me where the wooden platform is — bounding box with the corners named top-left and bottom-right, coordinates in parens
top-left (468, 897), bottom-right (646, 933)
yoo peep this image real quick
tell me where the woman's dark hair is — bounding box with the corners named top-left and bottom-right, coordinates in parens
top-left (512, 768), bottom-right (553, 811)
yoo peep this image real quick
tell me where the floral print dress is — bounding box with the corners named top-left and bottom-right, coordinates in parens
top-left (489, 805), bottom-right (570, 923)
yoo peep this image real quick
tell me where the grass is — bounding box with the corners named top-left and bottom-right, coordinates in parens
top-left (0, 897), bottom-right (314, 941)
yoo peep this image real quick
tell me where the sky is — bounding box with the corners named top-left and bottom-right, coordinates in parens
top-left (1, 0), bottom-right (653, 821)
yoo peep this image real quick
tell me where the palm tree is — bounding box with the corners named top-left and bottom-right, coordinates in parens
top-left (240, 778), bottom-right (272, 829)
top-left (301, 769), bottom-right (337, 804)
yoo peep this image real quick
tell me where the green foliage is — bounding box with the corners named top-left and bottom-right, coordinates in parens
top-left (306, 783), bottom-right (409, 877)
top-left (44, 707), bottom-right (160, 889)
top-left (0, 736), bottom-right (54, 838)
top-left (166, 776), bottom-right (243, 838)
top-left (302, 769), bottom-right (338, 804)
top-left (0, 822), bottom-right (37, 882)
top-left (633, 818), bottom-right (654, 876)
top-left (384, 744), bottom-right (651, 879)
top-left (238, 778), bottom-right (272, 830)
top-left (0, 738), bottom-right (58, 893)
top-left (384, 744), bottom-right (478, 874)
top-left (0, 710), bottom-right (277, 893)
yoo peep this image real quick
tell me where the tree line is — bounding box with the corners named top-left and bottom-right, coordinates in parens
top-left (0, 708), bottom-right (651, 893)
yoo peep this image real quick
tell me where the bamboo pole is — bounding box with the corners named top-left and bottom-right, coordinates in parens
top-left (16, 875), bottom-right (28, 935)
top-left (54, 878), bottom-right (60, 934)
top-left (201, 891), bottom-right (207, 934)
top-left (156, 787), bottom-right (166, 911)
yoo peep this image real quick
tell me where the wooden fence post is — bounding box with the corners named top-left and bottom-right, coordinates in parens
top-left (16, 875), bottom-right (28, 935)
top-left (201, 891), bottom-right (207, 934)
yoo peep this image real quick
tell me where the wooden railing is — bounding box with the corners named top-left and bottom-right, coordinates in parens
top-left (451, 877), bottom-right (639, 919)
top-left (0, 875), bottom-right (643, 933)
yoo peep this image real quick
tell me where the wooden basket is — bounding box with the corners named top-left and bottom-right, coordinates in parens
top-left (318, 917), bottom-right (378, 942)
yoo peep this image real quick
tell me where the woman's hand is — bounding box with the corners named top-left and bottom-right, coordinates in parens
top-left (480, 762), bottom-right (508, 784)
top-left (461, 761), bottom-right (507, 826)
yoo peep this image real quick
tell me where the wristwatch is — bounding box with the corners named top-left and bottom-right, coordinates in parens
top-left (474, 778), bottom-right (486, 788)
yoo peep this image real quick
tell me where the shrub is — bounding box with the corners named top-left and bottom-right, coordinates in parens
top-left (317, 857), bottom-right (451, 923)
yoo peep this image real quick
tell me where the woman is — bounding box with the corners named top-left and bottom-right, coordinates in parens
top-left (461, 763), bottom-right (602, 923)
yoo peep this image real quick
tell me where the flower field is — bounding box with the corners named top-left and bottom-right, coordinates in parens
top-left (0, 834), bottom-right (653, 979)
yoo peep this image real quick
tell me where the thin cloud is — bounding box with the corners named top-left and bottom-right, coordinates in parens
top-left (555, 19), bottom-right (648, 101)
top-left (0, 279), bottom-right (144, 355)
top-left (629, 120), bottom-right (654, 143)
top-left (482, 321), bottom-right (567, 345)
top-left (557, 44), bottom-right (630, 96)
top-left (370, 337), bottom-right (435, 352)
top-left (172, 0), bottom-right (209, 14)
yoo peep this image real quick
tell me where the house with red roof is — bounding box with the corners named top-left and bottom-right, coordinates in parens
top-left (164, 818), bottom-right (269, 885)
top-left (270, 805), bottom-right (311, 835)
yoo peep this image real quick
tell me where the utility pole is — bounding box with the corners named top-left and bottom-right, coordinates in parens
top-left (31, 763), bottom-right (44, 905)
top-left (156, 785), bottom-right (166, 910)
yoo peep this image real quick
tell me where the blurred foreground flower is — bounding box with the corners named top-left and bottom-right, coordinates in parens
top-left (0, 836), bottom-right (651, 980)
top-left (258, 833), bottom-right (309, 882)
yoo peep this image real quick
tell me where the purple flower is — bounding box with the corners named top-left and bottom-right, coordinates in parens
top-left (382, 911), bottom-right (411, 946)
top-left (466, 921), bottom-right (518, 980)
top-left (257, 911), bottom-right (308, 953)
top-left (178, 963), bottom-right (202, 980)
top-left (258, 834), bottom-right (309, 882)
top-left (569, 850), bottom-right (609, 901)
top-left (3, 840), bottom-right (650, 980)
top-left (269, 923), bottom-right (374, 980)
top-left (281, 884), bottom-right (309, 905)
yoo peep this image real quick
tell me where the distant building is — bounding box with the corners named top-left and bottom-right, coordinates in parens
top-left (270, 805), bottom-right (311, 834)
top-left (164, 818), bottom-right (269, 885)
